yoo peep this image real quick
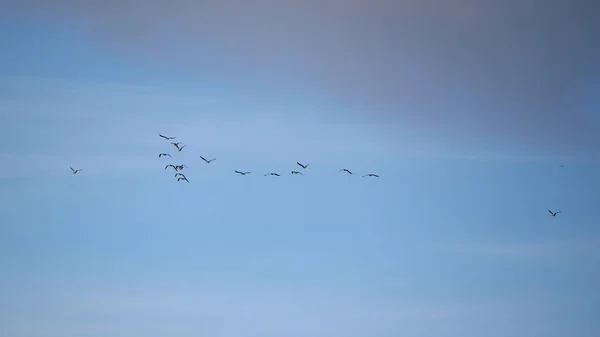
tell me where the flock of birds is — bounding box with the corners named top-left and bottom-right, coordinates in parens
top-left (69, 134), bottom-right (562, 219)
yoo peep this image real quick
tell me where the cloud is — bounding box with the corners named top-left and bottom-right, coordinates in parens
top-left (2, 0), bottom-right (599, 157)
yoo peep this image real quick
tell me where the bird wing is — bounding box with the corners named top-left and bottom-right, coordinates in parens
top-left (548, 209), bottom-right (553, 215)
top-left (159, 134), bottom-right (167, 139)
top-left (70, 167), bottom-right (75, 172)
top-left (556, 211), bottom-right (562, 214)
top-left (200, 156), bottom-right (207, 162)
top-left (211, 158), bottom-right (217, 162)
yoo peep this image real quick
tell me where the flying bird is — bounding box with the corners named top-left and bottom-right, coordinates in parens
top-left (165, 164), bottom-right (178, 171)
top-left (362, 173), bottom-right (379, 178)
top-left (175, 173), bottom-right (186, 178)
top-left (177, 176), bottom-right (189, 183)
top-left (70, 167), bottom-right (82, 175)
top-left (264, 173), bottom-right (281, 176)
top-left (171, 142), bottom-right (186, 151)
top-left (297, 162), bottom-right (310, 169)
top-left (339, 168), bottom-right (353, 175)
top-left (159, 134), bottom-right (176, 140)
top-left (291, 171), bottom-right (303, 175)
top-left (158, 153), bottom-right (171, 158)
top-left (200, 156), bottom-right (216, 163)
top-left (235, 170), bottom-right (251, 175)
top-left (548, 209), bottom-right (562, 217)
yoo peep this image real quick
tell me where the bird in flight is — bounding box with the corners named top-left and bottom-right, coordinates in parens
top-left (171, 142), bottom-right (186, 152)
top-left (264, 173), bottom-right (281, 176)
top-left (70, 167), bottom-right (82, 175)
top-left (177, 176), bottom-right (189, 183)
top-left (339, 168), bottom-right (353, 175)
top-left (235, 170), bottom-right (251, 175)
top-left (362, 173), bottom-right (379, 178)
top-left (165, 164), bottom-right (178, 171)
top-left (159, 134), bottom-right (176, 140)
top-left (297, 162), bottom-right (310, 169)
top-left (200, 156), bottom-right (216, 163)
top-left (291, 170), bottom-right (303, 175)
top-left (158, 153), bottom-right (171, 158)
top-left (175, 172), bottom-right (186, 178)
top-left (548, 209), bottom-right (562, 217)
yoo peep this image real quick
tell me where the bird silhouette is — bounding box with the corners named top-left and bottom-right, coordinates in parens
top-left (235, 170), bottom-right (251, 175)
top-left (200, 156), bottom-right (216, 163)
top-left (70, 167), bottom-right (82, 175)
top-left (165, 164), bottom-right (178, 171)
top-left (264, 173), bottom-right (281, 176)
top-left (158, 153), bottom-right (171, 158)
top-left (297, 162), bottom-right (310, 169)
top-left (362, 173), bottom-right (379, 178)
top-left (159, 134), bottom-right (176, 140)
top-left (175, 173), bottom-right (185, 178)
top-left (548, 209), bottom-right (562, 217)
top-left (339, 168), bottom-right (353, 175)
top-left (171, 142), bottom-right (186, 151)
top-left (291, 171), bottom-right (303, 175)
top-left (177, 176), bottom-right (189, 183)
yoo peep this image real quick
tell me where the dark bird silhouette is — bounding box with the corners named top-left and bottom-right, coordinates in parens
top-left (264, 173), bottom-right (281, 176)
top-left (175, 173), bottom-right (187, 179)
top-left (548, 209), bottom-right (562, 217)
top-left (200, 156), bottom-right (216, 163)
top-left (291, 170), bottom-right (303, 175)
top-left (158, 153), bottom-right (171, 158)
top-left (339, 168), bottom-right (353, 175)
top-left (165, 164), bottom-right (178, 171)
top-left (171, 142), bottom-right (186, 151)
top-left (159, 134), bottom-right (176, 140)
top-left (362, 173), bottom-right (379, 178)
top-left (235, 170), bottom-right (251, 175)
top-left (177, 176), bottom-right (189, 183)
top-left (297, 162), bottom-right (310, 169)
top-left (70, 167), bottom-right (82, 175)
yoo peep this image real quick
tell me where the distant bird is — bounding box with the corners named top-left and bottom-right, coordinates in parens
top-left (159, 134), bottom-right (176, 140)
top-left (165, 164), bottom-right (178, 171)
top-left (158, 153), bottom-right (171, 158)
top-left (297, 162), bottom-right (310, 169)
top-left (70, 167), bottom-right (82, 175)
top-left (339, 168), bottom-right (353, 175)
top-left (362, 173), bottom-right (379, 178)
top-left (235, 170), bottom-right (251, 175)
top-left (548, 209), bottom-right (562, 217)
top-left (177, 176), bottom-right (189, 183)
top-left (291, 170), bottom-right (303, 175)
top-left (264, 173), bottom-right (281, 176)
top-left (171, 142), bottom-right (185, 151)
top-left (175, 173), bottom-right (187, 179)
top-left (200, 156), bottom-right (216, 163)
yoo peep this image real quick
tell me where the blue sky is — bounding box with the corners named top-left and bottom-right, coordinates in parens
top-left (1, 2), bottom-right (599, 337)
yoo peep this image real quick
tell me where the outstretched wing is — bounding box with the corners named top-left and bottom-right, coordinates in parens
top-left (200, 156), bottom-right (207, 162)
top-left (70, 167), bottom-right (75, 172)
top-left (548, 209), bottom-right (553, 215)
top-left (556, 211), bottom-right (562, 214)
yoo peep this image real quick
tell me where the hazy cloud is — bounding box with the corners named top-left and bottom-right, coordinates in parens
top-left (2, 0), bottom-right (599, 156)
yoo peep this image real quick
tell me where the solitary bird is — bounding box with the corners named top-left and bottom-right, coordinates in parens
top-left (200, 156), bottom-right (216, 163)
top-left (70, 167), bottom-right (82, 175)
top-left (548, 209), bottom-right (562, 217)
top-left (362, 173), bottom-right (379, 178)
top-left (291, 170), bottom-right (303, 175)
top-left (165, 164), bottom-right (178, 171)
top-left (297, 162), bottom-right (310, 169)
top-left (158, 153), bottom-right (171, 158)
top-left (339, 168), bottom-right (353, 175)
top-left (264, 173), bottom-right (281, 176)
top-left (177, 176), bottom-right (189, 183)
top-left (171, 142), bottom-right (185, 151)
top-left (159, 134), bottom-right (176, 140)
top-left (235, 170), bottom-right (251, 175)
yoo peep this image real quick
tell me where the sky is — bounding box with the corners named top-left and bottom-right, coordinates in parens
top-left (0, 1), bottom-right (599, 337)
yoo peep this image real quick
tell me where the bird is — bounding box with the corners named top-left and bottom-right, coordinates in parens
top-left (264, 173), bottom-right (281, 176)
top-left (175, 173), bottom-right (185, 178)
top-left (339, 168), bottom-right (353, 175)
top-left (158, 153), bottom-right (171, 158)
top-left (297, 162), bottom-right (310, 169)
top-left (235, 170), bottom-right (251, 175)
top-left (165, 164), bottom-right (178, 171)
top-left (362, 173), bottom-right (379, 178)
top-left (200, 156), bottom-right (216, 163)
top-left (159, 134), bottom-right (176, 140)
top-left (291, 170), bottom-right (303, 175)
top-left (175, 165), bottom-right (188, 171)
top-left (177, 176), bottom-right (189, 183)
top-left (70, 167), bottom-right (82, 175)
top-left (548, 209), bottom-right (562, 217)
top-left (171, 142), bottom-right (185, 151)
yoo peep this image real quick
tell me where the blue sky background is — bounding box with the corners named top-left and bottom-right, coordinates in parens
top-left (1, 2), bottom-right (599, 337)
